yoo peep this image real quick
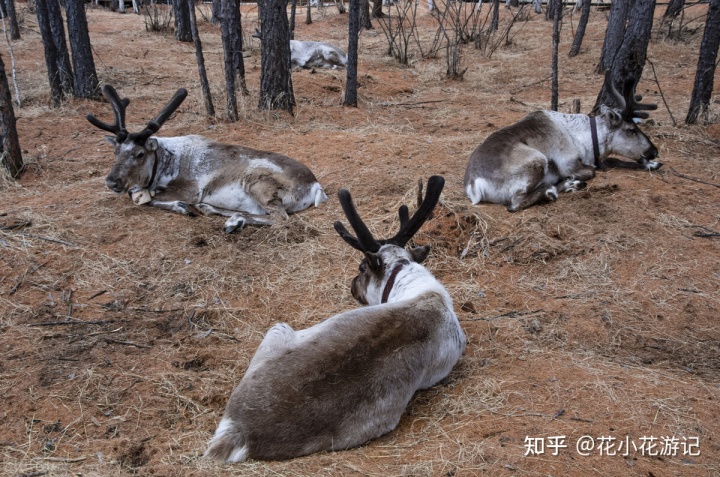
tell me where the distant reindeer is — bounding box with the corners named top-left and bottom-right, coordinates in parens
top-left (87, 85), bottom-right (327, 233)
top-left (464, 73), bottom-right (660, 211)
top-left (253, 28), bottom-right (347, 70)
top-left (204, 176), bottom-right (466, 462)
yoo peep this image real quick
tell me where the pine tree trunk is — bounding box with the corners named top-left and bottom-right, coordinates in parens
top-left (3, 0), bottom-right (20, 40)
top-left (47, 0), bottom-right (74, 94)
top-left (188, 0), bottom-right (215, 117)
top-left (258, 0), bottom-right (295, 114)
top-left (359, 0), bottom-right (372, 29)
top-left (596, 0), bottom-right (630, 74)
top-left (595, 0), bottom-right (655, 111)
top-left (65, 0), bottom-right (100, 99)
top-left (345, 0), bottom-right (359, 107)
top-left (490, 0), bottom-right (499, 32)
top-left (551, 0), bottom-right (561, 111)
top-left (372, 0), bottom-right (383, 18)
top-left (686, 0), bottom-right (720, 124)
top-left (174, 0), bottom-right (193, 42)
top-left (569, 0), bottom-right (590, 57)
top-left (290, 0), bottom-right (296, 39)
top-left (35, 0), bottom-right (63, 106)
top-left (306, 0), bottom-right (311, 24)
top-left (0, 53), bottom-right (22, 179)
top-left (211, 0), bottom-right (221, 23)
top-left (221, 0), bottom-right (238, 121)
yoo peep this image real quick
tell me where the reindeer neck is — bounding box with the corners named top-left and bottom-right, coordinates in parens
top-left (381, 262), bottom-right (451, 306)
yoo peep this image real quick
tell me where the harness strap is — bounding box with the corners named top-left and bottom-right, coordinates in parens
top-left (381, 264), bottom-right (404, 304)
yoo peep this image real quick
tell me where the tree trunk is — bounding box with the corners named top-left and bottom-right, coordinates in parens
top-left (289, 0), bottom-right (296, 38)
top-left (359, 0), bottom-right (372, 30)
top-left (65, 0), bottom-right (100, 99)
top-left (595, 0), bottom-right (655, 111)
top-left (35, 0), bottom-right (63, 106)
top-left (3, 0), bottom-right (20, 40)
top-left (551, 0), bottom-right (561, 111)
top-left (490, 0), bottom-right (499, 32)
top-left (569, 0), bottom-right (590, 57)
top-left (211, 0), bottom-right (221, 23)
top-left (188, 0), bottom-right (215, 117)
top-left (221, 0), bottom-right (238, 121)
top-left (306, 0), bottom-right (311, 24)
top-left (174, 0), bottom-right (193, 42)
top-left (596, 0), bottom-right (630, 73)
top-left (663, 0), bottom-right (684, 22)
top-left (0, 53), bottom-right (22, 179)
top-left (372, 0), bottom-right (382, 18)
top-left (345, 0), bottom-right (359, 107)
top-left (258, 0), bottom-right (295, 114)
top-left (686, 0), bottom-right (720, 124)
top-left (46, 0), bottom-right (74, 94)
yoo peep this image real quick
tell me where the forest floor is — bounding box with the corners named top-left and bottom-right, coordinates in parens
top-left (1, 2), bottom-right (719, 476)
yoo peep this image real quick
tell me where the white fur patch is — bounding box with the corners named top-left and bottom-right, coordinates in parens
top-left (248, 158), bottom-right (283, 173)
top-left (131, 189), bottom-right (154, 205)
top-left (227, 446), bottom-right (249, 463)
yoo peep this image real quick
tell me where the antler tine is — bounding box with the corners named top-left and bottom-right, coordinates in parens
top-left (381, 175), bottom-right (445, 248)
top-left (623, 78), bottom-right (657, 120)
top-left (86, 85), bottom-right (130, 141)
top-left (335, 189), bottom-right (381, 253)
top-left (133, 88), bottom-right (188, 143)
top-left (604, 70), bottom-right (627, 113)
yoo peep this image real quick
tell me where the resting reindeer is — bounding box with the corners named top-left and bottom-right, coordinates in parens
top-left (87, 85), bottom-right (327, 233)
top-left (204, 176), bottom-right (466, 462)
top-left (464, 73), bottom-right (660, 211)
top-left (253, 28), bottom-right (347, 70)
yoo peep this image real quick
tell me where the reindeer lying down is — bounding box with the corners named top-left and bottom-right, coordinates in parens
top-left (465, 73), bottom-right (661, 211)
top-left (204, 176), bottom-right (466, 462)
top-left (87, 85), bottom-right (328, 233)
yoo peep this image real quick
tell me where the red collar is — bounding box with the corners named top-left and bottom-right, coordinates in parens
top-left (381, 264), bottom-right (404, 304)
top-left (589, 115), bottom-right (600, 167)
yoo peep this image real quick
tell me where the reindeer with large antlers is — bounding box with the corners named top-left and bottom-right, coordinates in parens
top-left (87, 85), bottom-right (327, 232)
top-left (204, 176), bottom-right (466, 462)
top-left (464, 72), bottom-right (661, 211)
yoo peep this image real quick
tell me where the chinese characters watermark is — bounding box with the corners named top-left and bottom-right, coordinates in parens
top-left (524, 435), bottom-right (700, 457)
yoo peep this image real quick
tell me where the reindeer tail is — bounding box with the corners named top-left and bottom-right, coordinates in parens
top-left (203, 418), bottom-right (250, 463)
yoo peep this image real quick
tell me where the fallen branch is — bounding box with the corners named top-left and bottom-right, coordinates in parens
top-left (13, 232), bottom-right (79, 248)
top-left (28, 319), bottom-right (117, 327)
top-left (461, 309), bottom-right (544, 322)
top-left (669, 166), bottom-right (720, 189)
top-left (33, 456), bottom-right (87, 463)
top-left (0, 220), bottom-right (31, 230)
top-left (105, 338), bottom-right (150, 349)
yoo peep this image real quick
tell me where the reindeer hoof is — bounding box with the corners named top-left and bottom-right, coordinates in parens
top-left (646, 160), bottom-right (663, 171)
top-left (545, 186), bottom-right (558, 202)
top-left (223, 216), bottom-right (245, 234)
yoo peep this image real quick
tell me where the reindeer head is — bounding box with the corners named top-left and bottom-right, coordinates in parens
top-left (334, 176), bottom-right (444, 305)
top-left (597, 71), bottom-right (659, 164)
top-left (87, 85), bottom-right (187, 193)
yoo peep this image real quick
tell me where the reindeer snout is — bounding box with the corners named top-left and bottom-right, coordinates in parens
top-left (643, 144), bottom-right (659, 161)
top-left (105, 176), bottom-right (125, 193)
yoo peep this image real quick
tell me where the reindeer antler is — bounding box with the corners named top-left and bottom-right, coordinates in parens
top-left (604, 70), bottom-right (657, 120)
top-left (86, 84), bottom-right (131, 143)
top-left (132, 88), bottom-right (188, 143)
top-left (334, 176), bottom-right (445, 253)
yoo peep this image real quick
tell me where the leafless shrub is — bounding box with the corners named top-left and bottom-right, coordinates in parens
top-left (143, 1), bottom-right (173, 34)
top-left (376, 0), bottom-right (423, 64)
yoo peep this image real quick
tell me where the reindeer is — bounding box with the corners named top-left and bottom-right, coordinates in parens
top-left (253, 28), bottom-right (347, 70)
top-left (464, 73), bottom-right (661, 211)
top-left (204, 176), bottom-right (466, 462)
top-left (87, 85), bottom-right (328, 233)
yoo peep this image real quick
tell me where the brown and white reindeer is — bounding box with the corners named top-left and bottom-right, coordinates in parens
top-left (204, 176), bottom-right (466, 462)
top-left (87, 85), bottom-right (328, 233)
top-left (253, 28), bottom-right (347, 70)
top-left (464, 73), bottom-right (661, 212)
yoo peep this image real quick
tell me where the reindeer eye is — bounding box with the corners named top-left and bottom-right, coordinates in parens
top-left (137, 151), bottom-right (145, 159)
top-left (359, 261), bottom-right (367, 273)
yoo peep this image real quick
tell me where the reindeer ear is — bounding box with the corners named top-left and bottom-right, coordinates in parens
top-left (364, 252), bottom-right (383, 273)
top-left (599, 105), bottom-right (623, 129)
top-left (104, 135), bottom-right (117, 147)
top-left (410, 245), bottom-right (431, 264)
top-left (146, 138), bottom-right (159, 151)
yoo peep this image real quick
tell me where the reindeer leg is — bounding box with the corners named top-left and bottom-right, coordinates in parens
top-left (148, 200), bottom-right (201, 216)
top-left (508, 158), bottom-right (557, 212)
top-left (558, 164), bottom-right (595, 193)
top-left (223, 213), bottom-right (275, 233)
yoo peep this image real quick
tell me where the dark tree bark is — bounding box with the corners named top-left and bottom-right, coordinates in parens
top-left (359, 0), bottom-right (373, 30)
top-left (3, 0), bottom-right (21, 41)
top-left (0, 53), bottom-right (22, 179)
top-left (490, 0), bottom-right (499, 32)
top-left (686, 0), bottom-right (720, 124)
top-left (306, 0), bottom-right (311, 24)
top-left (221, 0), bottom-right (238, 121)
top-left (594, 0), bottom-right (655, 111)
top-left (258, 0), bottom-right (295, 114)
top-left (65, 0), bottom-right (100, 99)
top-left (345, 0), bottom-right (359, 107)
top-left (551, 0), bottom-right (561, 111)
top-left (289, 0), bottom-right (296, 38)
top-left (46, 0), bottom-right (74, 94)
top-left (35, 0), bottom-right (63, 106)
top-left (188, 0), bottom-right (215, 117)
top-left (545, 0), bottom-right (555, 20)
top-left (211, 0), bottom-right (221, 23)
top-left (174, 0), bottom-right (193, 42)
top-left (569, 0), bottom-right (591, 57)
top-left (596, 0), bottom-right (630, 73)
top-left (372, 0), bottom-right (383, 18)
top-left (663, 0), bottom-right (684, 22)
